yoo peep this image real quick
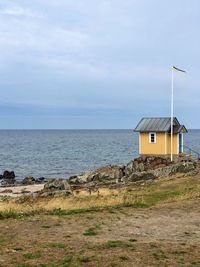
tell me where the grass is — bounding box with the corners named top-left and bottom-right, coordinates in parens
top-left (151, 250), bottom-right (168, 260)
top-left (119, 255), bottom-right (129, 261)
top-left (46, 243), bottom-right (65, 249)
top-left (101, 240), bottom-right (134, 249)
top-left (23, 251), bottom-right (42, 259)
top-left (40, 256), bottom-right (73, 267)
top-left (42, 225), bottom-right (51, 229)
top-left (83, 227), bottom-right (97, 236)
top-left (0, 210), bottom-right (25, 220)
top-left (0, 238), bottom-right (6, 246)
top-left (0, 173), bottom-right (200, 220)
top-left (17, 264), bottom-right (34, 267)
top-left (48, 206), bottom-right (101, 216)
top-left (191, 260), bottom-right (200, 265)
top-left (78, 255), bottom-right (96, 263)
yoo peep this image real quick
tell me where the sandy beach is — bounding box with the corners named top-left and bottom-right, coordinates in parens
top-left (0, 184), bottom-right (44, 198)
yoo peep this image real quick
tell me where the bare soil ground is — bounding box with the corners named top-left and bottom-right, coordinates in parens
top-left (0, 198), bottom-right (200, 267)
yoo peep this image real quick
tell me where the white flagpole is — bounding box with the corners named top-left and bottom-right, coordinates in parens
top-left (171, 67), bottom-right (174, 162)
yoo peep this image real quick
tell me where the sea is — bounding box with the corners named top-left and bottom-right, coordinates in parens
top-left (0, 129), bottom-right (199, 182)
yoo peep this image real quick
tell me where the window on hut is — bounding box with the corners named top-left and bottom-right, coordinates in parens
top-left (149, 132), bottom-right (156, 144)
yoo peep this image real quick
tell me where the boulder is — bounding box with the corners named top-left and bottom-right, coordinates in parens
top-left (174, 161), bottom-right (197, 173)
top-left (35, 177), bottom-right (47, 184)
top-left (125, 156), bottom-right (172, 176)
top-left (69, 165), bottom-right (125, 185)
top-left (3, 170), bottom-right (15, 180)
top-left (151, 161), bottom-right (197, 178)
top-left (0, 170), bottom-right (16, 186)
top-left (127, 171), bottom-right (156, 182)
top-left (44, 179), bottom-right (71, 191)
top-left (22, 176), bottom-right (35, 185)
top-left (89, 165), bottom-right (125, 182)
top-left (69, 173), bottom-right (91, 184)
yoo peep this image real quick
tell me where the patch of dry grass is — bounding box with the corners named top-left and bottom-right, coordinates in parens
top-left (0, 174), bottom-right (200, 218)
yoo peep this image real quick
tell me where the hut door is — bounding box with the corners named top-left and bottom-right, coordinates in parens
top-left (179, 133), bottom-right (183, 153)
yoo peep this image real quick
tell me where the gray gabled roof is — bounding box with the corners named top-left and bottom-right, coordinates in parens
top-left (134, 117), bottom-right (182, 132)
top-left (172, 125), bottom-right (188, 133)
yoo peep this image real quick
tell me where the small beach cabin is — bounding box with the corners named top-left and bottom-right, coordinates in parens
top-left (134, 117), bottom-right (187, 156)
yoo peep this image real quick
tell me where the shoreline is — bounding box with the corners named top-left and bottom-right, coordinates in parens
top-left (0, 184), bottom-right (44, 197)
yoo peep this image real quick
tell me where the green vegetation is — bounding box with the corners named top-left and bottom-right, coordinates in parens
top-left (83, 227), bottom-right (97, 236)
top-left (0, 210), bottom-right (25, 220)
top-left (41, 225), bottom-right (51, 229)
top-left (40, 256), bottom-right (73, 267)
top-left (46, 243), bottom-right (65, 249)
top-left (48, 207), bottom-right (101, 216)
top-left (17, 264), bottom-right (34, 267)
top-left (191, 259), bottom-right (200, 265)
top-left (23, 251), bottom-right (42, 259)
top-left (48, 203), bottom-right (148, 218)
top-left (0, 238), bottom-right (6, 246)
top-left (78, 255), bottom-right (96, 263)
top-left (119, 255), bottom-right (129, 261)
top-left (151, 250), bottom-right (168, 260)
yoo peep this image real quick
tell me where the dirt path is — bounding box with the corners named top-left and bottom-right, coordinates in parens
top-left (0, 199), bottom-right (200, 266)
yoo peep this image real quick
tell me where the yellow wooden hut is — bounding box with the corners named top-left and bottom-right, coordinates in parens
top-left (134, 117), bottom-right (187, 156)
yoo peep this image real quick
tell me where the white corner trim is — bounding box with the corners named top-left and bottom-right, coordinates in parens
top-left (177, 134), bottom-right (179, 154)
top-left (182, 133), bottom-right (184, 153)
top-left (139, 133), bottom-right (141, 154)
top-left (165, 132), bottom-right (167, 155)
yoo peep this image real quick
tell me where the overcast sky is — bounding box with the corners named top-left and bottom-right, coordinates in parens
top-left (0, 0), bottom-right (199, 129)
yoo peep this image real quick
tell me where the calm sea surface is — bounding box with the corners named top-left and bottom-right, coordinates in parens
top-left (0, 130), bottom-right (199, 181)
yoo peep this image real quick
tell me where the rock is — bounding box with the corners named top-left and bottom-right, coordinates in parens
top-left (175, 161), bottom-right (197, 173)
top-left (89, 165), bottom-right (125, 183)
top-left (151, 161), bottom-right (197, 178)
top-left (21, 176), bottom-right (47, 185)
top-left (125, 156), bottom-right (172, 176)
top-left (127, 171), bottom-right (156, 182)
top-left (22, 176), bottom-right (35, 185)
top-left (69, 165), bottom-right (125, 185)
top-left (0, 170), bottom-right (16, 186)
top-left (44, 179), bottom-right (71, 191)
top-left (37, 179), bottom-right (72, 198)
top-left (2, 170), bottom-right (15, 180)
top-left (35, 177), bottom-right (47, 184)
top-left (69, 173), bottom-right (91, 184)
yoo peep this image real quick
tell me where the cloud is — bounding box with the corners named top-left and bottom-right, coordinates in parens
top-left (0, 6), bottom-right (43, 18)
top-left (0, 0), bottom-right (199, 128)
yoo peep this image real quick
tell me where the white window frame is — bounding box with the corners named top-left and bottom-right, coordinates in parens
top-left (149, 132), bottom-right (156, 144)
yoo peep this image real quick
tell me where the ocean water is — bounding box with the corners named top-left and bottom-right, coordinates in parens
top-left (0, 129), bottom-right (199, 181)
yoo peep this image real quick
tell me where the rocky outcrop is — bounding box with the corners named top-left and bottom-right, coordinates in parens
top-left (1, 156), bottom-right (198, 197)
top-left (44, 179), bottom-right (71, 191)
top-left (68, 156), bottom-right (198, 188)
top-left (37, 179), bottom-right (72, 197)
top-left (2, 170), bottom-right (15, 180)
top-left (126, 171), bottom-right (156, 182)
top-left (0, 171), bottom-right (16, 186)
top-left (150, 161), bottom-right (197, 178)
top-left (125, 156), bottom-right (172, 176)
top-left (22, 176), bottom-right (35, 185)
top-left (69, 165), bottom-right (125, 185)
top-left (22, 176), bottom-right (47, 185)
